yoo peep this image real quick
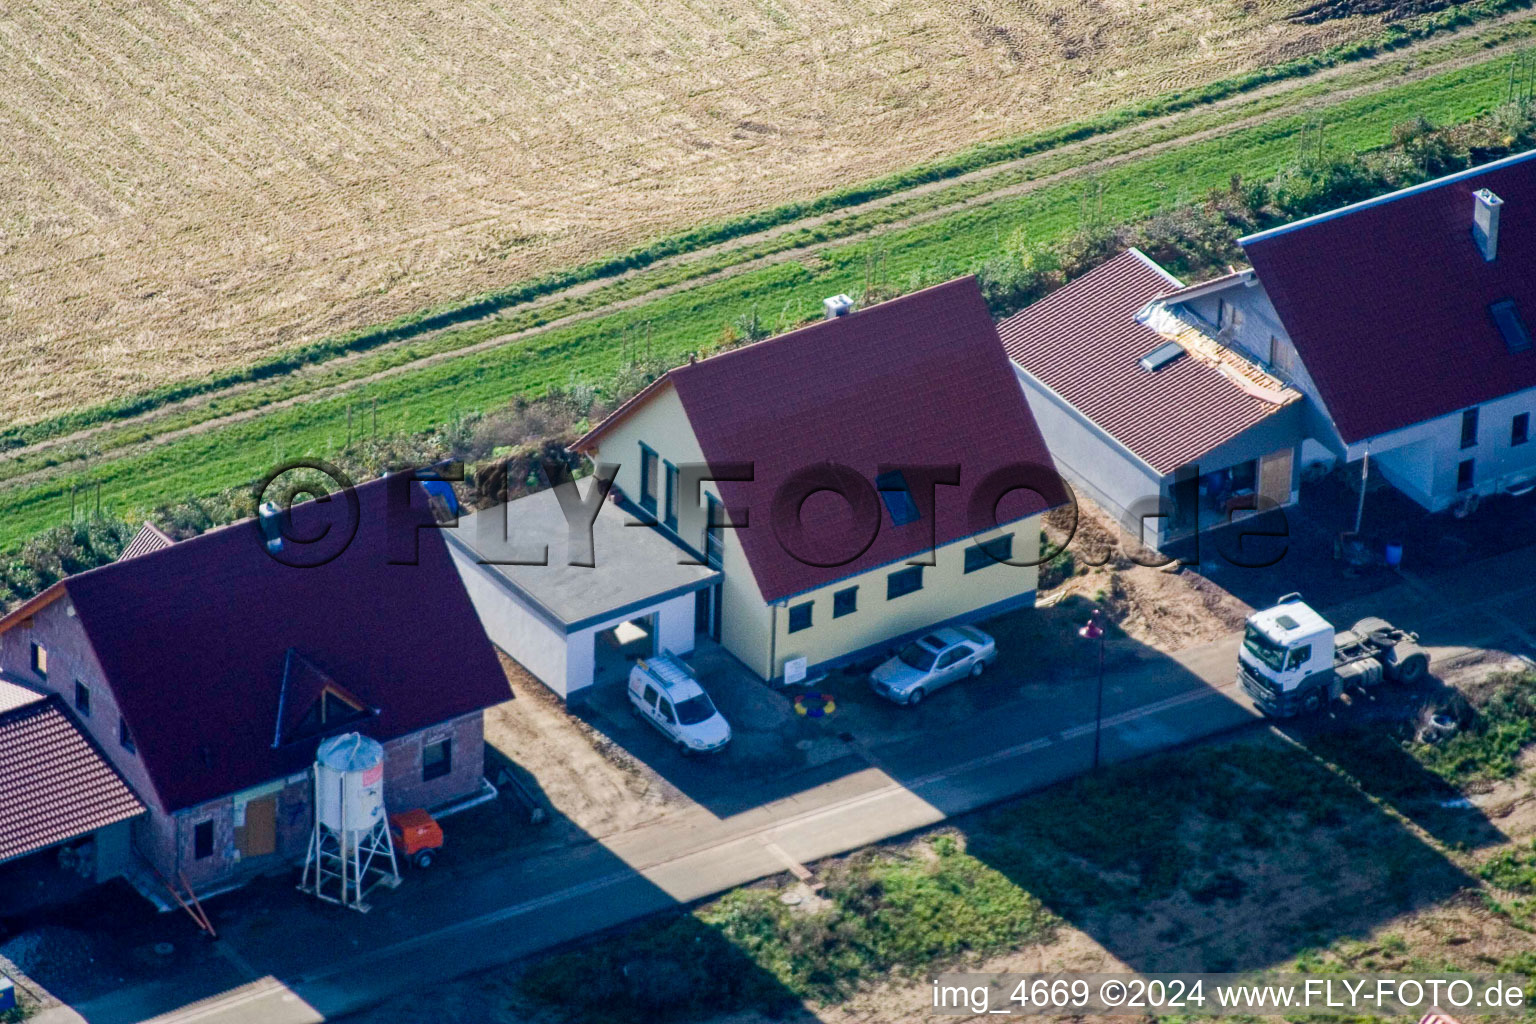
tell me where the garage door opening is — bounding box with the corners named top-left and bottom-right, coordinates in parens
top-left (594, 613), bottom-right (658, 684)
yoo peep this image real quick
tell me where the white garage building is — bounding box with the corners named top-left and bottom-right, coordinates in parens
top-left (445, 488), bottom-right (720, 704)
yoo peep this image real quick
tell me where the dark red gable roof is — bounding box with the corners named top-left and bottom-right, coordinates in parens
top-left (1242, 151), bottom-right (1536, 444)
top-left (998, 250), bottom-right (1292, 475)
top-left (1, 694), bottom-right (144, 863)
top-left (62, 476), bottom-right (510, 813)
top-left (665, 277), bottom-right (1066, 602)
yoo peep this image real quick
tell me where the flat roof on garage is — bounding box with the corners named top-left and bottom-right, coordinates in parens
top-left (445, 489), bottom-right (721, 632)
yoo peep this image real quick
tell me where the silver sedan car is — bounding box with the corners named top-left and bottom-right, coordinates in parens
top-left (869, 625), bottom-right (998, 706)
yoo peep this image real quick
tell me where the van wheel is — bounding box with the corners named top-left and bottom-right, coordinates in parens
top-left (1301, 690), bottom-right (1325, 715)
top-left (907, 688), bottom-right (925, 707)
top-left (1395, 654), bottom-right (1428, 684)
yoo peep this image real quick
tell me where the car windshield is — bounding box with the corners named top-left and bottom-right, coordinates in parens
top-left (674, 694), bottom-right (716, 726)
top-left (898, 643), bottom-right (938, 672)
top-left (1242, 624), bottom-right (1288, 672)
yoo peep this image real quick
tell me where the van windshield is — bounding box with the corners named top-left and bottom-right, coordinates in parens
top-left (899, 643), bottom-right (938, 672)
top-left (1243, 624), bottom-right (1288, 671)
top-left (675, 694), bottom-right (716, 726)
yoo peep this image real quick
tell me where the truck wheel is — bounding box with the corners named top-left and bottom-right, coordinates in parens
top-left (413, 849), bottom-right (434, 869)
top-left (1352, 616), bottom-right (1391, 635)
top-left (1301, 690), bottom-right (1325, 715)
top-left (1394, 654), bottom-right (1429, 684)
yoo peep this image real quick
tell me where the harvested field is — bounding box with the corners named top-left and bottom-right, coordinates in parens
top-left (0, 0), bottom-right (1389, 422)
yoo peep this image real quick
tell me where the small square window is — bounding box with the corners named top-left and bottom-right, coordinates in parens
top-left (1514, 413), bottom-right (1529, 447)
top-left (887, 566), bottom-right (923, 600)
top-left (1457, 458), bottom-right (1476, 492)
top-left (193, 820), bottom-right (214, 860)
top-left (74, 680), bottom-right (91, 717)
top-left (120, 717), bottom-right (136, 754)
top-left (833, 587), bottom-right (858, 618)
top-left (787, 602), bottom-right (813, 633)
top-left (423, 737), bottom-right (453, 781)
top-left (1461, 408), bottom-right (1479, 449)
top-left (30, 642), bottom-right (47, 679)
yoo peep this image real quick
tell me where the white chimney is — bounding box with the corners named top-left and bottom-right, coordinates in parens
top-left (1474, 188), bottom-right (1503, 262)
top-left (258, 500), bottom-right (285, 553)
top-left (823, 294), bottom-right (855, 320)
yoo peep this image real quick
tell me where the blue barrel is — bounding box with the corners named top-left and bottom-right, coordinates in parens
top-left (1384, 541), bottom-right (1404, 567)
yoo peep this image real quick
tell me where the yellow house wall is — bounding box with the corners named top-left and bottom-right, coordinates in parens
top-left (766, 515), bottom-right (1041, 680)
top-left (588, 385), bottom-right (1042, 681)
top-left (586, 385), bottom-right (775, 676)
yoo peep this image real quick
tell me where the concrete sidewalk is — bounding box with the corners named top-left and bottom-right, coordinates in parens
top-left (83, 556), bottom-right (1536, 1024)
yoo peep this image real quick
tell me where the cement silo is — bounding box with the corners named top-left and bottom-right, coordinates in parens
top-left (300, 733), bottom-right (400, 910)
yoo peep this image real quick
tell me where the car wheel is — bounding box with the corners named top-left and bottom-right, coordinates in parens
top-left (413, 850), bottom-right (434, 869)
top-left (971, 661), bottom-right (987, 678)
top-left (907, 687), bottom-right (925, 707)
top-left (676, 740), bottom-right (694, 757)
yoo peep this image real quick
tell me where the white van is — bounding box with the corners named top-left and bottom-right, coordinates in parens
top-left (627, 653), bottom-right (732, 755)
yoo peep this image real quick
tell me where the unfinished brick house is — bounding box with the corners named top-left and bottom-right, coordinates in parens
top-left (0, 475), bottom-right (510, 899)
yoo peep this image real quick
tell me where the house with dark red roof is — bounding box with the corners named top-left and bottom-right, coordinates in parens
top-left (1003, 149), bottom-right (1536, 542)
top-left (570, 277), bottom-right (1065, 686)
top-left (1000, 249), bottom-right (1307, 547)
top-left (1167, 149), bottom-right (1536, 513)
top-left (0, 476), bottom-right (511, 897)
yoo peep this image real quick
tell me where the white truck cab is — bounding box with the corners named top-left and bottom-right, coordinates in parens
top-left (627, 652), bottom-right (732, 755)
top-left (1238, 593), bottom-right (1428, 716)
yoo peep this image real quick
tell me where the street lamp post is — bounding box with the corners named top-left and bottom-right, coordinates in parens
top-left (1079, 609), bottom-right (1106, 772)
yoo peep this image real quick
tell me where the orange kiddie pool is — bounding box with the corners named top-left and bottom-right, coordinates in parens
top-left (389, 809), bottom-right (444, 868)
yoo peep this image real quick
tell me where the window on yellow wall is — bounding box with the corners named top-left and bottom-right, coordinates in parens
top-left (887, 566), bottom-right (923, 600)
top-left (788, 602), bottom-right (813, 633)
top-left (964, 535), bottom-right (1014, 573)
top-left (833, 587), bottom-right (858, 618)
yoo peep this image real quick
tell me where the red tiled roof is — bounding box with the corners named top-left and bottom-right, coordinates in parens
top-left (658, 277), bottom-right (1065, 602)
top-left (1, 696), bottom-right (144, 864)
top-left (58, 475), bottom-right (511, 813)
top-left (1242, 150), bottom-right (1536, 444)
top-left (119, 521), bottom-right (174, 561)
top-left (998, 250), bottom-right (1287, 475)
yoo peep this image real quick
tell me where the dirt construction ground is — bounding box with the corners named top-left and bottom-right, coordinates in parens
top-left (0, 0), bottom-right (1392, 423)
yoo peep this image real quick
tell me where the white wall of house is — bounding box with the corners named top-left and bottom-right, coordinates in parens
top-left (447, 543), bottom-right (570, 696)
top-left (448, 535), bottom-right (701, 701)
top-left (1361, 385), bottom-right (1536, 511)
top-left (565, 593), bottom-right (697, 697)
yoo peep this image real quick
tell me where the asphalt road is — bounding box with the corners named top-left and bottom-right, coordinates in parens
top-left (49, 549), bottom-right (1536, 1024)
